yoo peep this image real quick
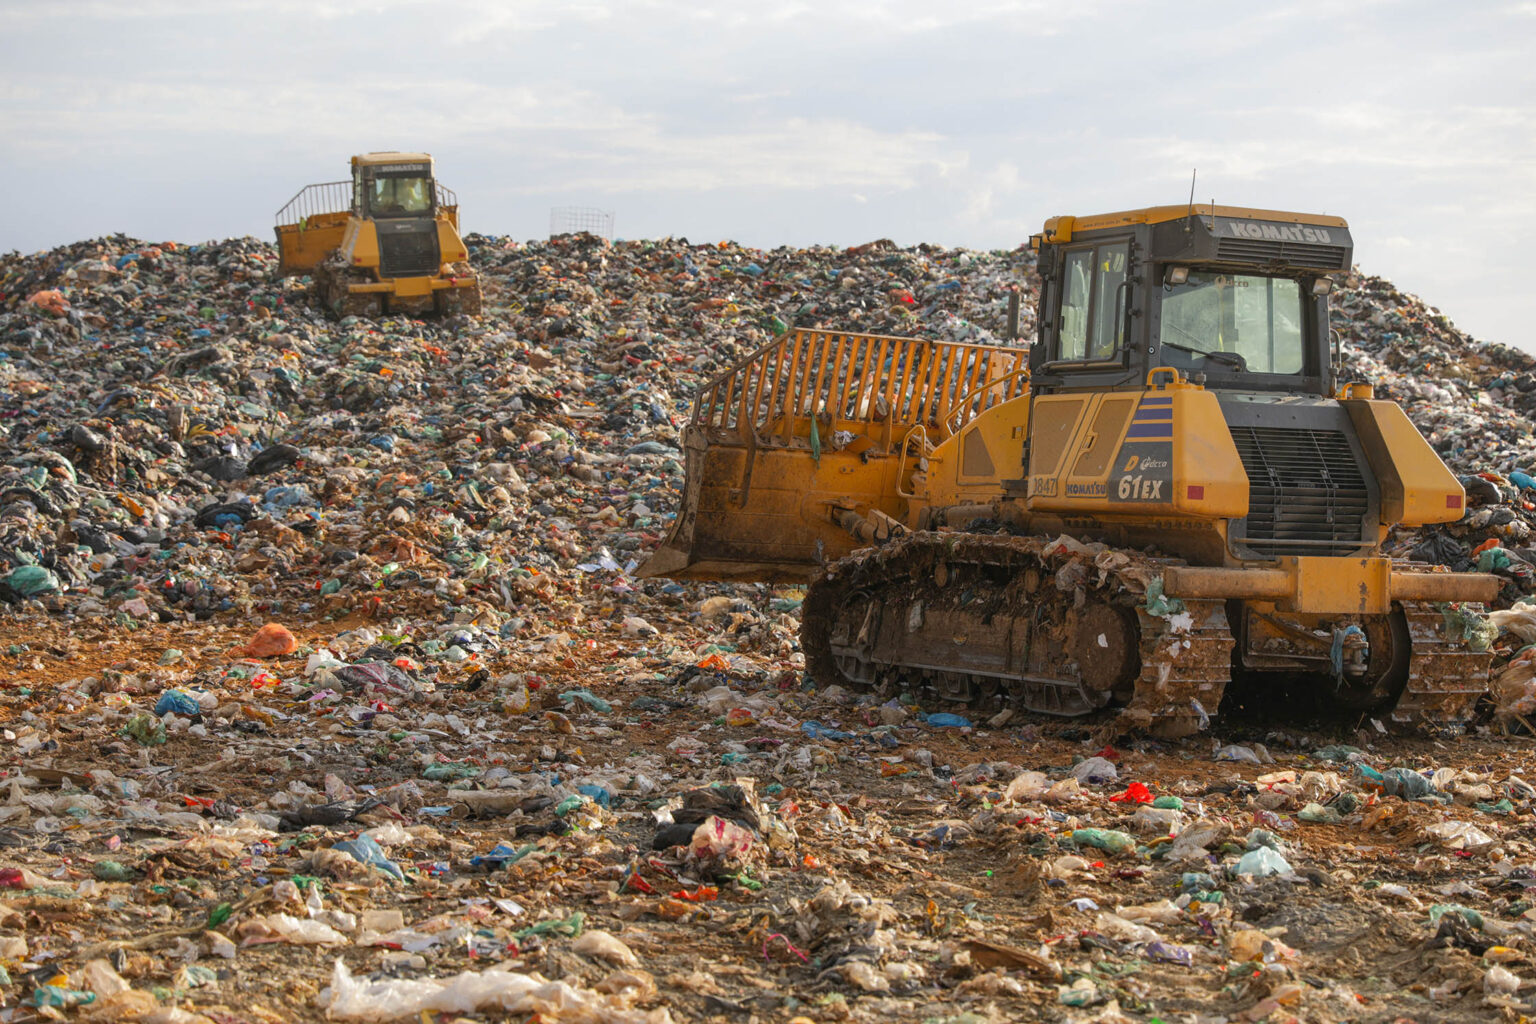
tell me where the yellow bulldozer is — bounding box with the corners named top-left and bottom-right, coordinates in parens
top-left (274, 152), bottom-right (481, 318)
top-left (640, 204), bottom-right (1500, 737)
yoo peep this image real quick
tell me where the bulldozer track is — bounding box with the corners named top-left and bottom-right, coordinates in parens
top-left (802, 531), bottom-right (1233, 738)
top-left (801, 531), bottom-right (1490, 738)
top-left (1389, 603), bottom-right (1494, 732)
top-left (313, 255), bottom-right (381, 319)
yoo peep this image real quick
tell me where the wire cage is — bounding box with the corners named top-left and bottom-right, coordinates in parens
top-left (549, 206), bottom-right (615, 240)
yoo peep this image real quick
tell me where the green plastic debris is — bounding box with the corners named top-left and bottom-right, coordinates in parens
top-left (559, 689), bottom-right (612, 713)
top-left (1151, 795), bottom-right (1184, 810)
top-left (5, 564), bottom-right (61, 597)
top-left (555, 795), bottom-right (585, 816)
top-left (29, 986), bottom-right (95, 1009)
top-left (91, 860), bottom-right (135, 881)
top-left (1476, 798), bottom-right (1515, 815)
top-left (1057, 978), bottom-right (1102, 1007)
top-left (1297, 802), bottom-right (1345, 824)
top-left (422, 762), bottom-right (481, 782)
top-left (1478, 546), bottom-right (1514, 573)
top-left (1142, 576), bottom-right (1186, 617)
top-left (513, 911), bottom-right (584, 940)
top-left (1429, 903), bottom-right (1484, 929)
top-left (180, 965), bottom-right (219, 988)
top-left (724, 869), bottom-right (765, 892)
top-left (1072, 828), bottom-right (1137, 855)
top-left (1442, 605), bottom-right (1497, 652)
top-left (208, 902), bottom-right (233, 927)
top-left (123, 713), bottom-right (167, 746)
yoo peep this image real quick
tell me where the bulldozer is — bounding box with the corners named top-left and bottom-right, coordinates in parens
top-left (639, 204), bottom-right (1500, 738)
top-left (274, 152), bottom-right (481, 318)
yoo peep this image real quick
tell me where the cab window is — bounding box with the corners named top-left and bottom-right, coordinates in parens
top-left (1057, 241), bottom-right (1130, 361)
top-left (1060, 251), bottom-right (1092, 359)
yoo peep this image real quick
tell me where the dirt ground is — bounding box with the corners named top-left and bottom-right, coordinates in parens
top-left (0, 605), bottom-right (1533, 1024)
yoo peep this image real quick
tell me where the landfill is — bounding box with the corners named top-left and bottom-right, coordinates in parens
top-left (0, 229), bottom-right (1535, 1021)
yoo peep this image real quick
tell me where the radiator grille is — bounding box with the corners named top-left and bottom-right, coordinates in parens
top-left (1230, 425), bottom-right (1370, 556)
top-left (377, 227), bottom-right (441, 277)
top-left (1216, 237), bottom-right (1349, 270)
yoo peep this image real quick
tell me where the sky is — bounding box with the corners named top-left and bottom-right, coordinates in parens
top-left (2, 0), bottom-right (1533, 348)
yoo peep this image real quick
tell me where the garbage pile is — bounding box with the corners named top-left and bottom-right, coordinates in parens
top-left (0, 231), bottom-right (1533, 1021)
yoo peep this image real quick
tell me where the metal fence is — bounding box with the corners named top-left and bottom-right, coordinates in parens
top-left (274, 181), bottom-right (351, 226)
top-left (549, 206), bottom-right (615, 240)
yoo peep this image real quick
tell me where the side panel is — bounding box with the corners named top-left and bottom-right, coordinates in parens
top-left (343, 219), bottom-right (378, 272)
top-left (273, 211), bottom-right (351, 274)
top-left (1028, 385), bottom-right (1248, 520)
top-left (925, 395), bottom-right (1030, 505)
top-left (436, 215), bottom-right (469, 264)
top-left (1344, 398), bottom-right (1466, 526)
top-left (1026, 394), bottom-right (1092, 500)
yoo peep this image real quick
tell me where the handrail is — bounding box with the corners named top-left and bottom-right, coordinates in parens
top-left (945, 364), bottom-right (1031, 433)
top-left (275, 181), bottom-right (351, 226)
top-left (897, 424), bottom-right (931, 498)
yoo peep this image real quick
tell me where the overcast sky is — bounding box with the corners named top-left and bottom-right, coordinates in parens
top-left (3, 1), bottom-right (1533, 348)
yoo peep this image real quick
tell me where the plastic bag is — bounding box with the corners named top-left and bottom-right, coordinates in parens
top-left (1130, 804), bottom-right (1184, 835)
top-left (1234, 847), bottom-right (1292, 877)
top-left (1442, 605), bottom-right (1498, 652)
top-left (1355, 764), bottom-right (1440, 800)
top-left (1003, 771), bottom-right (1050, 801)
top-left (154, 689), bottom-right (200, 716)
top-left (237, 912), bottom-right (348, 946)
top-left (1070, 756), bottom-right (1118, 784)
top-left (1072, 828), bottom-right (1136, 855)
top-left (4, 565), bottom-right (61, 597)
top-left (572, 929), bottom-right (640, 967)
top-left (1094, 911), bottom-right (1159, 943)
top-left (1109, 782), bottom-right (1153, 804)
top-left (689, 815), bottom-right (753, 862)
top-left (1142, 576), bottom-right (1186, 617)
top-left (1423, 820), bottom-right (1495, 850)
top-left (333, 835), bottom-right (406, 882)
top-left (319, 959), bottom-right (671, 1023)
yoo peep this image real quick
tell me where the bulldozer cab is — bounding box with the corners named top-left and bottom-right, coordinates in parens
top-left (1028, 205), bottom-right (1351, 399)
top-left (352, 153), bottom-right (437, 220)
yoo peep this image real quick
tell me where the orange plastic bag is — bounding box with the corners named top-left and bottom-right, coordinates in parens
top-left (27, 290), bottom-right (69, 317)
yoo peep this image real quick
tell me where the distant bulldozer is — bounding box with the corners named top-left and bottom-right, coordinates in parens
top-left (274, 152), bottom-right (480, 318)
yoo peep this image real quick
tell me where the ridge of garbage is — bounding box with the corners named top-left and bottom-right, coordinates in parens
top-left (0, 231), bottom-right (1534, 1022)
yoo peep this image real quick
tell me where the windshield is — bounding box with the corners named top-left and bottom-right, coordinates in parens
top-left (1158, 272), bottom-right (1305, 375)
top-left (368, 176), bottom-right (433, 218)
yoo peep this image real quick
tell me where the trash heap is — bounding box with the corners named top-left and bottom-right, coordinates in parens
top-left (0, 231), bottom-right (1532, 1021)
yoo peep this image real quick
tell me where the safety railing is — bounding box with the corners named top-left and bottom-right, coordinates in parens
top-left (691, 329), bottom-right (1028, 447)
top-left (275, 181), bottom-right (351, 226)
top-left (436, 183), bottom-right (457, 208)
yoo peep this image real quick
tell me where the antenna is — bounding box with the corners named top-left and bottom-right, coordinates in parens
top-left (1187, 169), bottom-right (1197, 218)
